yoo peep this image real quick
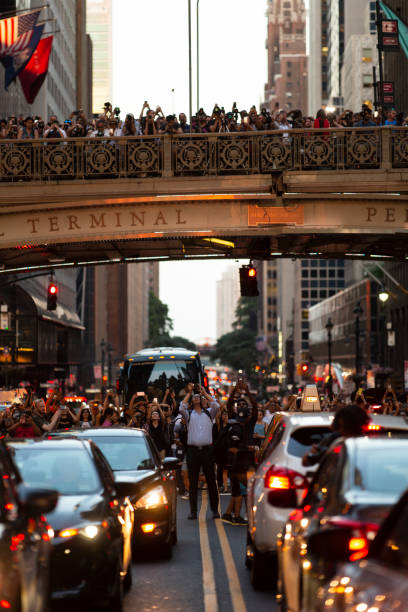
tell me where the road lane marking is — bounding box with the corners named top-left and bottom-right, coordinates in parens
top-left (199, 492), bottom-right (218, 612)
top-left (215, 517), bottom-right (247, 612)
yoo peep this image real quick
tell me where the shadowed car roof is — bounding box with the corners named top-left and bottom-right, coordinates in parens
top-left (52, 427), bottom-right (146, 438)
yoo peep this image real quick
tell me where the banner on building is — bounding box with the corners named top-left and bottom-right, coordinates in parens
top-left (19, 35), bottom-right (53, 104)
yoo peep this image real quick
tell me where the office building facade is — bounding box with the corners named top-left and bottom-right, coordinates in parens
top-left (264, 0), bottom-right (308, 111)
top-left (216, 265), bottom-right (240, 339)
top-left (86, 0), bottom-right (112, 114)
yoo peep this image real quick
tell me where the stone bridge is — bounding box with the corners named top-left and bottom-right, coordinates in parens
top-left (1, 127), bottom-right (408, 272)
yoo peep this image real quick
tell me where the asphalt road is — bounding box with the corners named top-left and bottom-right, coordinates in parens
top-left (124, 493), bottom-right (276, 612)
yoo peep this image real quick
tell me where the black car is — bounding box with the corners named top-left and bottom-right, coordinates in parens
top-left (56, 428), bottom-right (179, 559)
top-left (8, 438), bottom-right (135, 610)
top-left (313, 488), bottom-right (408, 610)
top-left (277, 436), bottom-right (408, 612)
top-left (0, 440), bottom-right (58, 612)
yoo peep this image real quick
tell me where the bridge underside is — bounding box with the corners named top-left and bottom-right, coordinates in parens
top-left (2, 231), bottom-right (407, 273)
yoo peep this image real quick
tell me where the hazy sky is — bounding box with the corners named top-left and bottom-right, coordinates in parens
top-left (112, 0), bottom-right (267, 341)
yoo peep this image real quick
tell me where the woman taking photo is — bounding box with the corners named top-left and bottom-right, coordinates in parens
top-left (146, 403), bottom-right (170, 459)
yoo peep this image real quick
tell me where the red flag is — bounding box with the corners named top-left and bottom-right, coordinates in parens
top-left (18, 34), bottom-right (53, 104)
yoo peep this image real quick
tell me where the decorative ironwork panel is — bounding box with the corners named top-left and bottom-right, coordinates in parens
top-left (345, 131), bottom-right (381, 168)
top-left (127, 138), bottom-right (161, 175)
top-left (84, 140), bottom-right (119, 177)
top-left (261, 134), bottom-right (292, 171)
top-left (0, 142), bottom-right (33, 178)
top-left (173, 137), bottom-right (209, 174)
top-left (41, 142), bottom-right (75, 178)
top-left (301, 133), bottom-right (335, 169)
top-left (391, 130), bottom-right (408, 167)
top-left (217, 135), bottom-right (250, 172)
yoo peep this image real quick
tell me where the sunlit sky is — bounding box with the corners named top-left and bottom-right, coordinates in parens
top-left (113, 0), bottom-right (267, 341)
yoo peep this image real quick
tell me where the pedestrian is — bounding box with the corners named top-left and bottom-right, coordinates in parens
top-left (179, 383), bottom-right (220, 520)
top-left (146, 403), bottom-right (170, 460)
top-left (213, 409), bottom-right (230, 493)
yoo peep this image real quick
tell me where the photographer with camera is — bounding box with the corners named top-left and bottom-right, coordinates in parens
top-left (159, 115), bottom-right (182, 135)
top-left (179, 383), bottom-right (220, 520)
top-left (220, 379), bottom-right (258, 525)
top-left (121, 113), bottom-right (141, 136)
top-left (178, 113), bottom-right (190, 133)
top-left (18, 116), bottom-right (39, 140)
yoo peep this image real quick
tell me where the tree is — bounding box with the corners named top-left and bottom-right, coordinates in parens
top-left (148, 292), bottom-right (196, 350)
top-left (148, 291), bottom-right (173, 342)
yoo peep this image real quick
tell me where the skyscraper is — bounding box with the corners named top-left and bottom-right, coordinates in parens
top-left (86, 0), bottom-right (112, 114)
top-left (0, 1), bottom-right (92, 119)
top-left (216, 265), bottom-right (240, 339)
top-left (264, 0), bottom-right (307, 111)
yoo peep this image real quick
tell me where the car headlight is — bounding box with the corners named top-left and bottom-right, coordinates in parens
top-left (58, 524), bottom-right (100, 539)
top-left (134, 485), bottom-right (168, 510)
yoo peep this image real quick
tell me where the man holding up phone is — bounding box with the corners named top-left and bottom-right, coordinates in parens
top-left (179, 383), bottom-right (220, 520)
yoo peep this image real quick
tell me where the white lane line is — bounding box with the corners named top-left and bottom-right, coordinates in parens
top-left (215, 518), bottom-right (248, 612)
top-left (199, 492), bottom-right (218, 612)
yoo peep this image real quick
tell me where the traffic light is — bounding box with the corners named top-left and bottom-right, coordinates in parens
top-left (301, 362), bottom-right (310, 375)
top-left (239, 265), bottom-right (259, 297)
top-left (47, 282), bottom-right (58, 311)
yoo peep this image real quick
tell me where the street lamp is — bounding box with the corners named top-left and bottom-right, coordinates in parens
top-left (325, 317), bottom-right (334, 398)
top-left (197, 0), bottom-right (200, 111)
top-left (188, 0), bottom-right (192, 131)
top-left (353, 302), bottom-right (364, 381)
top-left (100, 337), bottom-right (106, 398)
top-left (107, 343), bottom-right (113, 388)
top-left (378, 290), bottom-right (390, 303)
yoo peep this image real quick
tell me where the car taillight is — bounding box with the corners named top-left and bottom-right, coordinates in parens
top-left (327, 517), bottom-right (379, 561)
top-left (363, 423), bottom-right (383, 432)
top-left (264, 466), bottom-right (308, 508)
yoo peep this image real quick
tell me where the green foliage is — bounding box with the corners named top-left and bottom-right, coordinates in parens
top-left (214, 296), bottom-right (259, 373)
top-left (148, 291), bottom-right (173, 341)
top-left (148, 291), bottom-right (196, 351)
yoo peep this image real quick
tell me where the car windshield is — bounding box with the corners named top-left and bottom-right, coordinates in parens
top-left (89, 436), bottom-right (155, 471)
top-left (13, 447), bottom-right (101, 495)
top-left (287, 426), bottom-right (332, 457)
top-left (354, 446), bottom-right (408, 495)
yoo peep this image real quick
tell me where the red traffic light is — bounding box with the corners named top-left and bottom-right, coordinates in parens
top-left (248, 267), bottom-right (256, 278)
top-left (47, 282), bottom-right (58, 311)
top-left (239, 265), bottom-right (259, 297)
top-left (301, 363), bottom-right (310, 373)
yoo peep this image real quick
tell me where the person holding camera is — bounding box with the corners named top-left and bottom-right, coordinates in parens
top-left (91, 118), bottom-right (110, 138)
top-left (18, 116), bottom-right (39, 140)
top-left (179, 383), bottom-right (220, 520)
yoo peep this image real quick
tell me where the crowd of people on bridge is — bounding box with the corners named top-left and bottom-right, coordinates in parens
top-left (1, 377), bottom-right (404, 525)
top-left (1, 101), bottom-right (406, 141)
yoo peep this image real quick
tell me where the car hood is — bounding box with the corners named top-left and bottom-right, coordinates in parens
top-left (113, 469), bottom-right (156, 483)
top-left (46, 492), bottom-right (105, 532)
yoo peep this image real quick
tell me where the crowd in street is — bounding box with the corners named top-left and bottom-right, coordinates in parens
top-left (1, 378), bottom-right (404, 526)
top-left (0, 102), bottom-right (406, 141)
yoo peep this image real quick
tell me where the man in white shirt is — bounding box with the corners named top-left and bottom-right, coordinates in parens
top-left (179, 384), bottom-right (220, 520)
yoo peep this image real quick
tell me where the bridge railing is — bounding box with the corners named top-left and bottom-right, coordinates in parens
top-left (0, 127), bottom-right (407, 181)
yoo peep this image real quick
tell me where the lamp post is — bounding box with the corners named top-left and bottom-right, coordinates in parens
top-left (188, 0), bottom-right (192, 131)
top-left (325, 318), bottom-right (334, 398)
top-left (100, 337), bottom-right (106, 398)
top-left (107, 343), bottom-right (113, 388)
top-left (353, 302), bottom-right (363, 381)
top-left (196, 0), bottom-right (200, 111)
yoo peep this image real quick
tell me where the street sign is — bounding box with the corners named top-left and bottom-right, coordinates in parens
top-left (383, 82), bottom-right (394, 93)
top-left (381, 20), bottom-right (400, 52)
top-left (0, 312), bottom-right (9, 330)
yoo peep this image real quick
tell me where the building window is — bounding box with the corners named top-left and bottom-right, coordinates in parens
top-left (301, 341), bottom-right (308, 350)
top-left (311, 290), bottom-right (318, 298)
top-left (302, 290), bottom-right (308, 298)
top-left (301, 261), bottom-right (308, 268)
top-left (302, 321), bottom-right (308, 330)
top-left (301, 281), bottom-right (308, 288)
top-left (302, 332), bottom-right (308, 340)
top-left (311, 270), bottom-right (318, 278)
top-left (362, 74), bottom-right (372, 87)
top-left (302, 270), bottom-right (309, 278)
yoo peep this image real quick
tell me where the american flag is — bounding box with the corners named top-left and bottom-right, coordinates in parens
top-left (0, 10), bottom-right (40, 56)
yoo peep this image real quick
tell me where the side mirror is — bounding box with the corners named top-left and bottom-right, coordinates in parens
top-left (162, 457), bottom-right (179, 470)
top-left (18, 485), bottom-right (58, 517)
top-left (308, 528), bottom-right (352, 562)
